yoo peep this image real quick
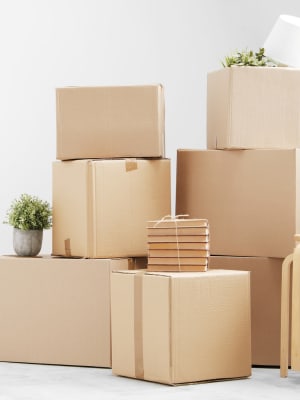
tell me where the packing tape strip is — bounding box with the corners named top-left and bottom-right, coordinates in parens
top-left (134, 272), bottom-right (144, 380)
top-left (64, 238), bottom-right (71, 257)
top-left (125, 159), bottom-right (138, 172)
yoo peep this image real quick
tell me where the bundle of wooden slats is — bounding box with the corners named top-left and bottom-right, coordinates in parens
top-left (147, 216), bottom-right (209, 272)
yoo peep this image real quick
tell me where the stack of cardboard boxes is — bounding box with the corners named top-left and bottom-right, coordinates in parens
top-left (0, 81), bottom-right (253, 385)
top-left (176, 66), bottom-right (300, 366)
top-left (53, 85), bottom-right (171, 259)
top-left (111, 209), bottom-right (251, 382)
top-left (0, 84), bottom-right (171, 368)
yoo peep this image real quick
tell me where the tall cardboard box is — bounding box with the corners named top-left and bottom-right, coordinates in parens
top-left (207, 67), bottom-right (300, 149)
top-left (176, 149), bottom-right (299, 258)
top-left (209, 256), bottom-right (289, 366)
top-left (111, 269), bottom-right (251, 385)
top-left (56, 85), bottom-right (165, 160)
top-left (52, 158), bottom-right (171, 258)
top-left (0, 255), bottom-right (134, 367)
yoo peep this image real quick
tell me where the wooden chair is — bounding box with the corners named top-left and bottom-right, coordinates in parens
top-left (280, 234), bottom-right (300, 377)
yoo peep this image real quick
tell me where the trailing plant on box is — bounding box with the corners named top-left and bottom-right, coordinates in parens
top-left (4, 193), bottom-right (52, 230)
top-left (222, 48), bottom-right (278, 68)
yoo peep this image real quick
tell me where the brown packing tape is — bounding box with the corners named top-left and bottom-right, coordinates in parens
top-left (87, 160), bottom-right (96, 258)
top-left (128, 258), bottom-right (134, 270)
top-left (125, 159), bottom-right (138, 172)
top-left (134, 272), bottom-right (144, 380)
top-left (64, 238), bottom-right (71, 257)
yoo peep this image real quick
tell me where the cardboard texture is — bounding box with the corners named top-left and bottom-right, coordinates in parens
top-left (209, 256), bottom-right (290, 366)
top-left (111, 269), bottom-right (251, 385)
top-left (56, 85), bottom-right (165, 160)
top-left (176, 149), bottom-right (299, 258)
top-left (0, 255), bottom-right (132, 367)
top-left (207, 67), bottom-right (300, 149)
top-left (52, 158), bottom-right (171, 258)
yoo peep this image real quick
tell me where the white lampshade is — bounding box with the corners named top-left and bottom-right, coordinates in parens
top-left (264, 14), bottom-right (300, 67)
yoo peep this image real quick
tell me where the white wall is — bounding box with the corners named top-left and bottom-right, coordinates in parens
top-left (1, 0), bottom-right (299, 255)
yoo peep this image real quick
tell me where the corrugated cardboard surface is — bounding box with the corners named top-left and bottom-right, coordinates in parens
top-left (56, 85), bottom-right (165, 159)
top-left (52, 158), bottom-right (171, 258)
top-left (111, 269), bottom-right (251, 385)
top-left (0, 255), bottom-right (129, 367)
top-left (207, 67), bottom-right (300, 149)
top-left (176, 149), bottom-right (298, 258)
top-left (209, 256), bottom-right (289, 366)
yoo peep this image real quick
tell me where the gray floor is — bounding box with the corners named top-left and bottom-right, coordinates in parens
top-left (0, 363), bottom-right (299, 400)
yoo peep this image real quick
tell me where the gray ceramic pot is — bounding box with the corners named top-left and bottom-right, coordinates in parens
top-left (13, 228), bottom-right (43, 257)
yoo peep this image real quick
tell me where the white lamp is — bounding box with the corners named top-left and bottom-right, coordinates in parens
top-left (264, 14), bottom-right (300, 67)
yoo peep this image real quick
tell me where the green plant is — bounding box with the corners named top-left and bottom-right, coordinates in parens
top-left (4, 193), bottom-right (52, 230)
top-left (222, 48), bottom-right (278, 68)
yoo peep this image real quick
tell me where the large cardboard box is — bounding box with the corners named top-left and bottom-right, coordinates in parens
top-left (0, 255), bottom-right (134, 367)
top-left (176, 149), bottom-right (299, 258)
top-left (56, 85), bottom-right (165, 160)
top-left (52, 158), bottom-right (171, 258)
top-left (207, 67), bottom-right (300, 149)
top-left (111, 269), bottom-right (251, 385)
top-left (209, 256), bottom-right (289, 366)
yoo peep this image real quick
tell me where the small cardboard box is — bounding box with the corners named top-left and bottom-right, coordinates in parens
top-left (52, 158), bottom-right (171, 258)
top-left (0, 255), bottom-right (133, 367)
top-left (176, 148), bottom-right (299, 258)
top-left (209, 256), bottom-right (289, 366)
top-left (56, 85), bottom-right (165, 160)
top-left (207, 67), bottom-right (300, 149)
top-left (111, 269), bottom-right (251, 385)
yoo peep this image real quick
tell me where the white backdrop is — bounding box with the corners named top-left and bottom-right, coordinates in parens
top-left (0, 0), bottom-right (299, 255)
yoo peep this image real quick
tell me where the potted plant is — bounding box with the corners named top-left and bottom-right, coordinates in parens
top-left (221, 47), bottom-right (278, 67)
top-left (4, 193), bottom-right (52, 256)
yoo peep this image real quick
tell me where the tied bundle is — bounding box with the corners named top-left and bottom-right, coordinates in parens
top-left (147, 215), bottom-right (210, 272)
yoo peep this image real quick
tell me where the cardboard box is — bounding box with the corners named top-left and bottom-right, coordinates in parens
top-left (207, 67), bottom-right (300, 149)
top-left (209, 256), bottom-right (289, 366)
top-left (0, 255), bottom-right (132, 367)
top-left (52, 158), bottom-right (171, 258)
top-left (56, 85), bottom-right (165, 160)
top-left (111, 269), bottom-right (251, 385)
top-left (176, 149), bottom-right (299, 258)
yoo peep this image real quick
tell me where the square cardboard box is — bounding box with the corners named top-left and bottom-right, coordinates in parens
top-left (207, 67), bottom-right (300, 149)
top-left (111, 269), bottom-right (251, 385)
top-left (52, 158), bottom-right (171, 258)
